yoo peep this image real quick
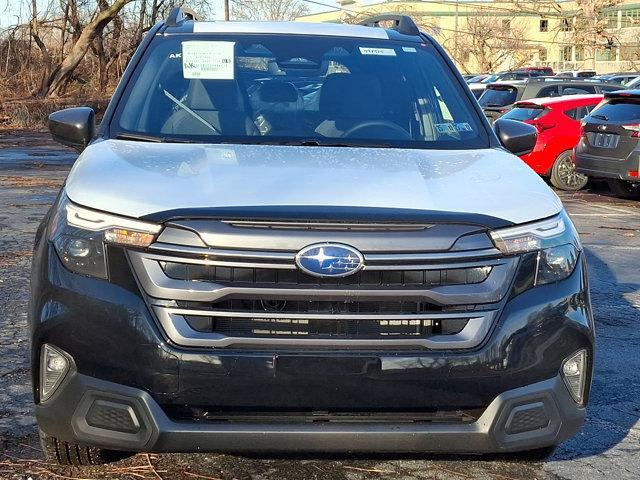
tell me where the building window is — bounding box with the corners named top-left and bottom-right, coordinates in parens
top-left (560, 45), bottom-right (572, 61)
top-left (620, 46), bottom-right (640, 61)
top-left (596, 47), bottom-right (618, 61)
top-left (538, 47), bottom-right (547, 61)
top-left (540, 19), bottom-right (548, 32)
top-left (502, 19), bottom-right (511, 29)
top-left (622, 8), bottom-right (640, 27)
top-left (561, 18), bottom-right (573, 32)
top-left (575, 46), bottom-right (584, 61)
top-left (602, 10), bottom-right (619, 29)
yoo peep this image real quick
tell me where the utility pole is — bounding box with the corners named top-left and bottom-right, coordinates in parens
top-left (224, 0), bottom-right (230, 20)
top-left (454, 0), bottom-right (459, 69)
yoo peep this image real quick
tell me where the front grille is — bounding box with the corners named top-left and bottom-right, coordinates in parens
top-left (177, 299), bottom-right (445, 314)
top-left (128, 221), bottom-right (517, 350)
top-left (164, 407), bottom-right (484, 424)
top-left (160, 262), bottom-right (492, 288)
top-left (183, 314), bottom-right (469, 338)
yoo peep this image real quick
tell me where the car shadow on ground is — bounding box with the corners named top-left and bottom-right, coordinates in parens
top-left (549, 247), bottom-right (640, 461)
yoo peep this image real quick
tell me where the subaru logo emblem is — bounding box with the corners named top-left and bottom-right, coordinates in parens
top-left (295, 243), bottom-right (364, 278)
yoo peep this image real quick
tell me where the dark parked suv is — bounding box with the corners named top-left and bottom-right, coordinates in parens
top-left (31, 9), bottom-right (594, 464)
top-left (479, 77), bottom-right (621, 122)
top-left (574, 90), bottom-right (640, 197)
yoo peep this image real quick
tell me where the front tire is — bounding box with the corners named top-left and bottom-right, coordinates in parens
top-left (550, 150), bottom-right (588, 191)
top-left (607, 179), bottom-right (640, 198)
top-left (39, 429), bottom-right (128, 466)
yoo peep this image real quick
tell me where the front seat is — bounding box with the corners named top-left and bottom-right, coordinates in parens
top-left (252, 81), bottom-right (303, 135)
top-left (315, 73), bottom-right (385, 137)
top-left (162, 80), bottom-right (257, 136)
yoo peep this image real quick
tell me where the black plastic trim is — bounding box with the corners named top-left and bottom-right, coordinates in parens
top-left (140, 206), bottom-right (514, 229)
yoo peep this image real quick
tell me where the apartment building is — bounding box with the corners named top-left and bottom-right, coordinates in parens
top-left (296, 0), bottom-right (640, 74)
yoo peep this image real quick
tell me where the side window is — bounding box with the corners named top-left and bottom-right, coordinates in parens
top-left (537, 86), bottom-right (559, 97)
top-left (562, 85), bottom-right (595, 94)
top-left (585, 103), bottom-right (598, 114)
top-left (564, 108), bottom-right (578, 120)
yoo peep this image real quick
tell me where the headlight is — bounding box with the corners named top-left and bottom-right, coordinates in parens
top-left (490, 210), bottom-right (581, 293)
top-left (49, 195), bottom-right (161, 278)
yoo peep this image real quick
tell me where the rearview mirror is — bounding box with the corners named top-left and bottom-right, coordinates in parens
top-left (493, 118), bottom-right (537, 156)
top-left (48, 107), bottom-right (96, 152)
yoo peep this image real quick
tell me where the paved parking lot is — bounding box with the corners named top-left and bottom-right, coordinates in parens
top-left (0, 132), bottom-right (638, 479)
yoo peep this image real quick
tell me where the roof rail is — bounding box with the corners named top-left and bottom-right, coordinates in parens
top-left (357, 14), bottom-right (420, 36)
top-left (166, 6), bottom-right (201, 26)
top-left (527, 76), bottom-right (604, 83)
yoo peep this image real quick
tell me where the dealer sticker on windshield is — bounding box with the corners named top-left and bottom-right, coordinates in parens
top-left (435, 122), bottom-right (473, 134)
top-left (182, 41), bottom-right (235, 80)
top-left (359, 47), bottom-right (396, 56)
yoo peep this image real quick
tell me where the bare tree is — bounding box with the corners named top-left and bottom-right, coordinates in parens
top-left (231, 0), bottom-right (309, 21)
top-left (450, 16), bottom-right (530, 73)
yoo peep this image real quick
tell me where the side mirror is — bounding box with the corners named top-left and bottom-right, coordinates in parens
top-left (48, 107), bottom-right (95, 152)
top-left (493, 118), bottom-right (537, 156)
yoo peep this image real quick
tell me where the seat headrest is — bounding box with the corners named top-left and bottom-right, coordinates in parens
top-left (319, 73), bottom-right (384, 119)
top-left (257, 82), bottom-right (299, 103)
top-left (186, 80), bottom-right (243, 111)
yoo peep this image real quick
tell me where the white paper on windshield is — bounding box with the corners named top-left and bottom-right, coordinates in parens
top-left (182, 41), bottom-right (235, 80)
top-left (359, 47), bottom-right (396, 56)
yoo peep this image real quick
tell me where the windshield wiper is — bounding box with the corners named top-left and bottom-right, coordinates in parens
top-left (274, 139), bottom-right (393, 148)
top-left (115, 133), bottom-right (163, 142)
top-left (114, 133), bottom-right (198, 143)
top-left (163, 89), bottom-right (222, 135)
top-left (591, 114), bottom-right (609, 121)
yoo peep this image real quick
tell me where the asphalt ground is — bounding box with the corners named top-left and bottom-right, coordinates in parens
top-left (0, 132), bottom-right (638, 479)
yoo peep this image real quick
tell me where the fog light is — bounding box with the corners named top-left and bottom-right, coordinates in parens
top-left (40, 345), bottom-right (70, 402)
top-left (561, 349), bottom-right (587, 404)
top-left (66, 238), bottom-right (92, 258)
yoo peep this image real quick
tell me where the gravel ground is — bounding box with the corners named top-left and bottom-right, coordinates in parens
top-left (0, 132), bottom-right (638, 479)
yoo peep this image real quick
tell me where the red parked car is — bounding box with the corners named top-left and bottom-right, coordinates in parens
top-left (501, 94), bottom-right (603, 190)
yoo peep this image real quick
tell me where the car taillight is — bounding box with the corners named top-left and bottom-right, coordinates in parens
top-left (622, 124), bottom-right (640, 137)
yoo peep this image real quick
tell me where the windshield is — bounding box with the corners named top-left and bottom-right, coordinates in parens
top-left (478, 86), bottom-right (518, 107)
top-left (502, 106), bottom-right (545, 122)
top-left (111, 34), bottom-right (488, 149)
top-left (591, 99), bottom-right (640, 122)
top-left (481, 74), bottom-right (500, 84)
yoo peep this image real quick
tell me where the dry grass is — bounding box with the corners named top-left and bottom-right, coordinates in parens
top-left (0, 97), bottom-right (109, 129)
top-left (1, 175), bottom-right (65, 188)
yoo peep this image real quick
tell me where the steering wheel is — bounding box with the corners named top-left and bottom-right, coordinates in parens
top-left (342, 120), bottom-right (411, 140)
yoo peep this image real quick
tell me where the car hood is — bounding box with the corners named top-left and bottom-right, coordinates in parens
top-left (65, 139), bottom-right (562, 225)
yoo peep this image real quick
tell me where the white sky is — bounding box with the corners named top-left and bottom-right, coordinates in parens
top-left (0, 0), bottom-right (355, 30)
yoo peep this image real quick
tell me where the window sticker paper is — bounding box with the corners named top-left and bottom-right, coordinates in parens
top-left (182, 41), bottom-right (235, 80)
top-left (359, 47), bottom-right (397, 56)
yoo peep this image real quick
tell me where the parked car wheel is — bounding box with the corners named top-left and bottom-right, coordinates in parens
top-left (550, 151), bottom-right (588, 191)
top-left (39, 429), bottom-right (127, 466)
top-left (607, 179), bottom-right (640, 199)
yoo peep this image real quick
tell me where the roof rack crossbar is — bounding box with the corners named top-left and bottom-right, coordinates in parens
top-left (357, 14), bottom-right (420, 36)
top-left (166, 6), bottom-right (201, 26)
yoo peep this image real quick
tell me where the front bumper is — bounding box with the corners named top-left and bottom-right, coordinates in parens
top-left (36, 372), bottom-right (584, 454)
top-left (30, 237), bottom-right (595, 453)
top-left (575, 150), bottom-right (640, 181)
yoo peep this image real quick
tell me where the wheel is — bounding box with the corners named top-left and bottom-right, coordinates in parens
top-left (39, 429), bottom-right (128, 465)
top-left (550, 150), bottom-right (588, 191)
top-left (607, 179), bottom-right (640, 199)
